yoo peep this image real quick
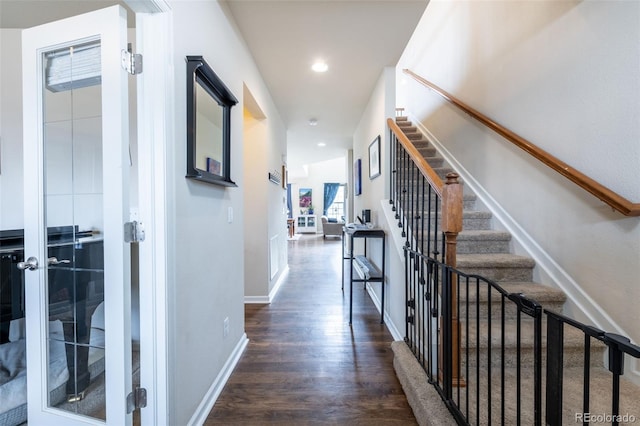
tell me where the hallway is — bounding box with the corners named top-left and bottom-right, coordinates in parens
top-left (204, 234), bottom-right (417, 424)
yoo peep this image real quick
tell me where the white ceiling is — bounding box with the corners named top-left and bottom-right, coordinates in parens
top-left (223, 0), bottom-right (428, 168)
top-left (0, 0), bottom-right (428, 168)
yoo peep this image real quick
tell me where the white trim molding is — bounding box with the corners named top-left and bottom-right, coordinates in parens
top-left (366, 283), bottom-right (403, 342)
top-left (133, 4), bottom-right (174, 425)
top-left (188, 334), bottom-right (249, 426)
top-left (244, 265), bottom-right (289, 304)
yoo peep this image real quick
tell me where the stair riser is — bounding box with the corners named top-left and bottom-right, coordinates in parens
top-left (395, 198), bottom-right (476, 211)
top-left (413, 234), bottom-right (510, 254)
top-left (459, 300), bottom-right (565, 321)
top-left (404, 216), bottom-right (491, 231)
top-left (456, 266), bottom-right (533, 282)
top-left (460, 218), bottom-right (492, 230)
top-left (461, 347), bottom-right (605, 368)
top-left (410, 140), bottom-right (430, 147)
top-left (397, 164), bottom-right (452, 173)
top-left (397, 156), bottom-right (443, 167)
top-left (457, 240), bottom-right (511, 254)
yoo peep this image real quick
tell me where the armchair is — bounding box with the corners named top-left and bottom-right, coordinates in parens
top-left (321, 216), bottom-right (344, 239)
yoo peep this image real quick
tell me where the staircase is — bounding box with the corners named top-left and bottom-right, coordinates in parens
top-left (392, 116), bottom-right (640, 425)
top-left (395, 115), bottom-right (567, 320)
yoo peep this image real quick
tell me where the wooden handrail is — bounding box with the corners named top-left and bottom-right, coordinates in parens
top-left (403, 69), bottom-right (640, 217)
top-left (387, 118), bottom-right (444, 198)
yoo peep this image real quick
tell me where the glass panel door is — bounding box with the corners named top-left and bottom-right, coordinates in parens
top-left (43, 40), bottom-right (106, 419)
top-left (22, 6), bottom-right (132, 425)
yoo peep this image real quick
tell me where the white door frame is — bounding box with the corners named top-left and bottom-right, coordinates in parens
top-left (124, 1), bottom-right (172, 425)
top-left (22, 5), bottom-right (132, 425)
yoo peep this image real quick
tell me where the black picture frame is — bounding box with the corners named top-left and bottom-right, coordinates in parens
top-left (186, 56), bottom-right (238, 187)
top-left (354, 159), bottom-right (362, 195)
top-left (368, 135), bottom-right (381, 180)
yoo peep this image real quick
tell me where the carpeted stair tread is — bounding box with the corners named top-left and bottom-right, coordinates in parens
top-left (457, 253), bottom-right (535, 268)
top-left (416, 230), bottom-right (509, 240)
top-left (461, 282), bottom-right (566, 304)
top-left (462, 319), bottom-right (607, 353)
top-left (410, 139), bottom-right (430, 147)
top-left (415, 230), bottom-right (511, 254)
top-left (457, 254), bottom-right (535, 281)
top-left (458, 230), bottom-right (511, 241)
top-left (399, 193), bottom-right (477, 211)
top-left (404, 210), bottom-right (491, 231)
top-left (458, 281), bottom-right (566, 320)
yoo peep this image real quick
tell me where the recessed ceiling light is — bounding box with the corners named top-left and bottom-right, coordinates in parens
top-left (311, 61), bottom-right (328, 73)
top-left (317, 142), bottom-right (326, 147)
top-left (309, 118), bottom-right (318, 126)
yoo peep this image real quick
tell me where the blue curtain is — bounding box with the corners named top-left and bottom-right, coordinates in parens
top-left (286, 184), bottom-right (293, 218)
top-left (323, 183), bottom-right (340, 216)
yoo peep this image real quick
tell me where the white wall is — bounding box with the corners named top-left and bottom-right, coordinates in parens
top-left (243, 108), bottom-right (269, 298)
top-left (242, 88), bottom-right (289, 300)
top-left (289, 156), bottom-right (347, 228)
top-left (397, 0), bottom-right (640, 364)
top-left (168, 1), bottom-right (286, 423)
top-left (0, 30), bottom-right (24, 230)
top-left (351, 67), bottom-right (404, 336)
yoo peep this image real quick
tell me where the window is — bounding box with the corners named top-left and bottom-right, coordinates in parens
top-left (326, 184), bottom-right (345, 221)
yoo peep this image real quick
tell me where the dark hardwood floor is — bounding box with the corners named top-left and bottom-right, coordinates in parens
top-left (204, 234), bottom-right (417, 425)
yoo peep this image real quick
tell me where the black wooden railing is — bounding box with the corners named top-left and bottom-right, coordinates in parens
top-left (388, 118), bottom-right (640, 425)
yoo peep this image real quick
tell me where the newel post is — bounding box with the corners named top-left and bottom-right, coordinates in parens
top-left (441, 173), bottom-right (465, 387)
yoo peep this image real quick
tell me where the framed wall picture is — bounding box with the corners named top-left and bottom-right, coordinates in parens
top-left (368, 135), bottom-right (381, 180)
top-left (282, 165), bottom-right (287, 189)
top-left (354, 159), bottom-right (362, 196)
top-left (299, 188), bottom-right (312, 213)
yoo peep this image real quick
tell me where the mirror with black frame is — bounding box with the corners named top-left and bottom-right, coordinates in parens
top-left (186, 56), bottom-right (238, 187)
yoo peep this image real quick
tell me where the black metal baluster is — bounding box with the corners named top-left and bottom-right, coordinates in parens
top-left (404, 247), bottom-right (410, 347)
top-left (476, 277), bottom-right (481, 426)
top-left (501, 294), bottom-right (506, 426)
top-left (442, 264), bottom-right (452, 401)
top-left (545, 313), bottom-right (564, 426)
top-left (583, 335), bottom-right (591, 423)
top-left (389, 129), bottom-right (395, 207)
top-left (487, 283), bottom-right (492, 424)
top-left (533, 305), bottom-right (542, 426)
top-left (465, 277), bottom-right (470, 423)
top-left (516, 309), bottom-right (521, 426)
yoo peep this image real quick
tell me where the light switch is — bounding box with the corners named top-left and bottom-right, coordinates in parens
top-left (228, 206), bottom-right (233, 223)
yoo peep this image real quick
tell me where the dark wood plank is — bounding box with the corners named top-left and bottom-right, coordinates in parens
top-left (204, 234), bottom-right (417, 425)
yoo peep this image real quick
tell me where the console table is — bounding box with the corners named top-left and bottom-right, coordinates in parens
top-left (342, 227), bottom-right (386, 325)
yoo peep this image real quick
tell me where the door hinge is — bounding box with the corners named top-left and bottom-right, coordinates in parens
top-left (121, 43), bottom-right (142, 75)
top-left (126, 387), bottom-right (147, 413)
top-left (124, 221), bottom-right (146, 243)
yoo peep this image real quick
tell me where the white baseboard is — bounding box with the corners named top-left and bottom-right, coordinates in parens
top-left (268, 265), bottom-right (289, 301)
top-left (365, 283), bottom-right (403, 342)
top-left (244, 295), bottom-right (270, 304)
top-left (188, 333), bottom-right (249, 426)
top-left (244, 266), bottom-right (290, 304)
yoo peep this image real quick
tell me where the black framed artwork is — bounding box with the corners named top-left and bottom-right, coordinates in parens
top-left (354, 159), bottom-right (362, 195)
top-left (368, 135), bottom-right (381, 180)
